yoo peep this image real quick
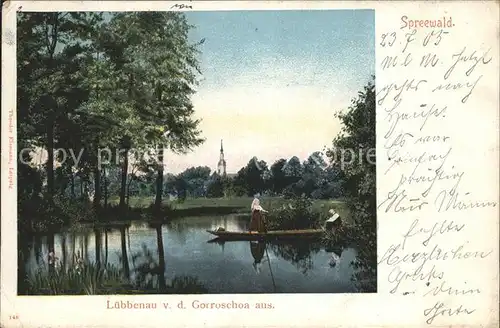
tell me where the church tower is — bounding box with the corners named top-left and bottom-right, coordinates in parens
top-left (217, 139), bottom-right (227, 176)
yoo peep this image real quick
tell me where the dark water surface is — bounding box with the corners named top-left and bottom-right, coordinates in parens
top-left (21, 215), bottom-right (358, 293)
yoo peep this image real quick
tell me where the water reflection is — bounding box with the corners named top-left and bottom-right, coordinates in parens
top-left (152, 222), bottom-right (167, 291)
top-left (249, 241), bottom-right (277, 292)
top-left (104, 229), bottom-right (108, 266)
top-left (269, 241), bottom-right (321, 275)
top-left (20, 215), bottom-right (361, 294)
top-left (250, 241), bottom-right (265, 272)
top-left (211, 239), bottom-right (340, 276)
top-left (119, 226), bottom-right (130, 279)
top-left (94, 229), bottom-right (101, 266)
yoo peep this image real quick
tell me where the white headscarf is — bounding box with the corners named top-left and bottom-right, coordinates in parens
top-left (327, 209), bottom-right (340, 222)
top-left (251, 198), bottom-right (265, 212)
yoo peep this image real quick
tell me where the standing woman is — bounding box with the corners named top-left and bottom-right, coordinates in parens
top-left (249, 197), bottom-right (268, 233)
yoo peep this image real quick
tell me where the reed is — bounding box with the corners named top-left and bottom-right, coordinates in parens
top-left (26, 260), bottom-right (127, 295)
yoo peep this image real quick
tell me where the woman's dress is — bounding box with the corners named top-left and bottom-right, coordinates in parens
top-left (249, 210), bottom-right (267, 232)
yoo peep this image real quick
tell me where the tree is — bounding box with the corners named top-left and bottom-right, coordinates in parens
top-left (313, 164), bottom-right (344, 199)
top-left (17, 13), bottom-right (102, 203)
top-left (178, 166), bottom-right (211, 197)
top-left (233, 157), bottom-right (268, 196)
top-left (164, 173), bottom-right (177, 196)
top-left (269, 158), bottom-right (287, 194)
top-left (17, 12), bottom-right (205, 223)
top-left (206, 173), bottom-right (224, 198)
top-left (296, 152), bottom-right (326, 197)
top-left (112, 13), bottom-right (205, 212)
top-left (221, 175), bottom-right (234, 197)
top-left (282, 156), bottom-right (304, 197)
top-left (282, 156), bottom-right (303, 185)
top-left (327, 76), bottom-right (376, 292)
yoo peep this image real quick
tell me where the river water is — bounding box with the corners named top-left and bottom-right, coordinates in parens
top-left (20, 214), bottom-right (359, 293)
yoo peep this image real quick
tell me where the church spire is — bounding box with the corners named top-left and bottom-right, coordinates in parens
top-left (217, 139), bottom-right (227, 176)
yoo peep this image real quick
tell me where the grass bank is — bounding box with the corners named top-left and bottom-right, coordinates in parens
top-left (107, 196), bottom-right (350, 223)
top-left (20, 195), bottom-right (350, 234)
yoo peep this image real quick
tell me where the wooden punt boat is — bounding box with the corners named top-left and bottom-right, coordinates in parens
top-left (206, 229), bottom-right (324, 240)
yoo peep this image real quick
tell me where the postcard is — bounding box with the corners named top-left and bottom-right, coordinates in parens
top-left (1, 1), bottom-right (498, 327)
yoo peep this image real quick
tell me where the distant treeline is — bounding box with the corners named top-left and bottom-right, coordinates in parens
top-left (59, 152), bottom-right (346, 202)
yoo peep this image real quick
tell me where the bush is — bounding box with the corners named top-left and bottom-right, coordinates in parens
top-left (18, 193), bottom-right (100, 233)
top-left (147, 202), bottom-right (174, 218)
top-left (266, 195), bottom-right (320, 230)
top-left (55, 196), bottom-right (97, 223)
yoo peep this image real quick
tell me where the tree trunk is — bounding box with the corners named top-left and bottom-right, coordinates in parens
top-left (154, 146), bottom-right (164, 212)
top-left (126, 176), bottom-right (132, 206)
top-left (46, 121), bottom-right (55, 202)
top-left (120, 227), bottom-right (130, 279)
top-left (44, 14), bottom-right (59, 203)
top-left (93, 166), bottom-right (101, 209)
top-left (103, 166), bottom-right (108, 208)
top-left (71, 233), bottom-right (76, 265)
top-left (104, 229), bottom-right (108, 266)
top-left (119, 151), bottom-right (129, 210)
top-left (70, 172), bottom-right (75, 199)
top-left (83, 179), bottom-right (89, 201)
top-left (94, 229), bottom-right (101, 267)
top-left (58, 169), bottom-right (68, 196)
top-left (61, 235), bottom-right (67, 270)
top-left (156, 225), bottom-right (167, 291)
top-left (47, 233), bottom-right (55, 273)
top-left (84, 233), bottom-right (89, 261)
top-left (79, 176), bottom-right (83, 199)
top-left (34, 235), bottom-right (41, 265)
top-left (120, 74), bottom-right (133, 210)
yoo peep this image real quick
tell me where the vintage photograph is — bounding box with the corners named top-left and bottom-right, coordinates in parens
top-left (17, 9), bottom-right (376, 295)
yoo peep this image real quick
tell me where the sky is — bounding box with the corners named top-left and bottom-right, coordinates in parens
top-left (27, 10), bottom-right (374, 174)
top-left (162, 10), bottom-right (374, 174)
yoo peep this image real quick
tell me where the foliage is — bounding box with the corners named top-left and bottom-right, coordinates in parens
top-left (326, 76), bottom-right (376, 292)
top-left (269, 158), bottom-right (287, 194)
top-left (232, 157), bottom-right (269, 196)
top-left (206, 173), bottom-right (224, 198)
top-left (17, 11), bottom-right (205, 226)
top-left (265, 195), bottom-right (321, 230)
top-left (55, 196), bottom-right (97, 223)
top-left (176, 166), bottom-right (211, 197)
top-left (228, 154), bottom-right (344, 200)
top-left (147, 202), bottom-right (174, 218)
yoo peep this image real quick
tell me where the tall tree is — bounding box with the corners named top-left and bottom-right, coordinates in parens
top-left (269, 158), bottom-right (287, 194)
top-left (234, 157), bottom-right (268, 196)
top-left (299, 152), bottom-right (328, 197)
top-left (282, 156), bottom-right (303, 196)
top-left (327, 77), bottom-right (376, 291)
top-left (105, 12), bottom-right (205, 212)
top-left (18, 13), bottom-right (94, 202)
